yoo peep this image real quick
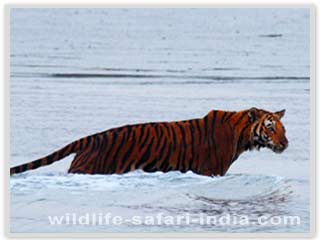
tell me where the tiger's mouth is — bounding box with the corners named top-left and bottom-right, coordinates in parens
top-left (270, 145), bottom-right (287, 153)
top-left (267, 143), bottom-right (287, 153)
top-left (251, 137), bottom-right (288, 154)
top-left (253, 141), bottom-right (286, 153)
top-left (252, 140), bottom-right (267, 150)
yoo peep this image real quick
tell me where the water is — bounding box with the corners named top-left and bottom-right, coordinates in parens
top-left (10, 8), bottom-right (310, 233)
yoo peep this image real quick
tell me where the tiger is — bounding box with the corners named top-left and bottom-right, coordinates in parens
top-left (10, 107), bottom-right (288, 177)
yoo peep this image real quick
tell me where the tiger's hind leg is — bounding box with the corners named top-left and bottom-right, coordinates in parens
top-left (68, 150), bottom-right (97, 174)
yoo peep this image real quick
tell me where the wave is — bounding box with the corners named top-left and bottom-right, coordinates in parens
top-left (11, 171), bottom-right (294, 203)
top-left (11, 71), bottom-right (309, 81)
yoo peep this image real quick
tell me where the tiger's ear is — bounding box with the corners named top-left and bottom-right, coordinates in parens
top-left (248, 107), bottom-right (259, 123)
top-left (274, 109), bottom-right (285, 119)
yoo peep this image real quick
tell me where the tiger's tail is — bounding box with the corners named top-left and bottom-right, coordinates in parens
top-left (10, 139), bottom-right (82, 176)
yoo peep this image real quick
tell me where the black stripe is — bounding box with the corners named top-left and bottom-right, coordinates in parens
top-left (79, 138), bottom-right (84, 150)
top-left (68, 151), bottom-right (84, 170)
top-left (123, 162), bottom-right (133, 174)
top-left (86, 136), bottom-right (92, 149)
top-left (71, 148), bottom-right (91, 171)
top-left (103, 131), bottom-right (116, 173)
top-left (159, 142), bottom-right (172, 171)
top-left (138, 125), bottom-right (145, 143)
top-left (165, 165), bottom-right (173, 172)
top-left (136, 137), bottom-right (155, 168)
top-left (211, 112), bottom-right (220, 175)
top-left (155, 125), bottom-right (165, 153)
top-left (224, 112), bottom-right (236, 123)
top-left (119, 131), bottom-right (136, 171)
top-left (77, 150), bottom-right (94, 172)
top-left (163, 124), bottom-right (171, 139)
top-left (177, 123), bottom-right (187, 172)
top-left (143, 136), bottom-right (162, 172)
top-left (159, 159), bottom-right (169, 172)
top-left (158, 139), bottom-right (172, 171)
top-left (92, 135), bottom-right (103, 173)
top-left (56, 146), bottom-right (66, 161)
top-left (46, 154), bottom-right (54, 164)
top-left (159, 124), bottom-right (170, 165)
top-left (126, 126), bottom-right (132, 142)
top-left (171, 124), bottom-right (177, 150)
top-left (204, 115), bottom-right (211, 170)
top-left (253, 123), bottom-right (259, 136)
top-left (78, 136), bottom-right (94, 171)
top-left (21, 164), bottom-right (28, 172)
top-left (54, 149), bottom-right (63, 162)
top-left (206, 114), bottom-right (213, 174)
top-left (110, 130), bottom-right (128, 172)
top-left (238, 123), bottom-right (252, 149)
top-left (203, 116), bottom-right (208, 141)
top-left (158, 137), bottom-right (168, 161)
top-left (154, 124), bottom-right (160, 139)
top-left (191, 120), bottom-right (200, 170)
top-left (143, 159), bottom-right (158, 172)
top-left (195, 119), bottom-right (202, 145)
top-left (220, 112), bottom-right (227, 124)
top-left (158, 125), bottom-right (164, 140)
top-left (176, 143), bottom-right (183, 171)
top-left (99, 132), bottom-right (111, 172)
top-left (188, 121), bottom-right (195, 171)
top-left (70, 141), bottom-right (77, 152)
top-left (173, 124), bottom-right (182, 170)
top-left (233, 112), bottom-right (247, 129)
top-left (234, 122), bottom-right (252, 163)
top-left (93, 135), bottom-right (103, 173)
top-left (139, 127), bottom-right (150, 151)
top-left (10, 167), bottom-right (17, 174)
top-left (32, 159), bottom-right (42, 169)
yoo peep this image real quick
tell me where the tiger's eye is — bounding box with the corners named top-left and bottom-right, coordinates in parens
top-left (267, 124), bottom-right (275, 132)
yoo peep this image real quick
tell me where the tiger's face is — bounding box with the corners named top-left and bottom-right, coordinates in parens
top-left (251, 109), bottom-right (288, 153)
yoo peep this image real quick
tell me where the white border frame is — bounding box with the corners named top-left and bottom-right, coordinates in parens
top-left (5, 4), bottom-right (316, 238)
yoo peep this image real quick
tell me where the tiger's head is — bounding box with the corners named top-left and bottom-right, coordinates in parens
top-left (248, 108), bottom-right (288, 153)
